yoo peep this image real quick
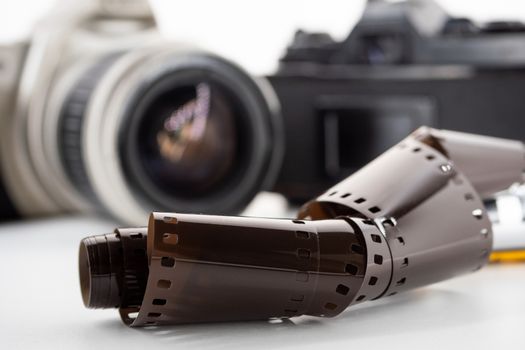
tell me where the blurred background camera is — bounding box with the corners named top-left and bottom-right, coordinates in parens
top-left (0, 0), bottom-right (282, 224)
top-left (268, 0), bottom-right (525, 201)
top-left (3, 0), bottom-right (525, 225)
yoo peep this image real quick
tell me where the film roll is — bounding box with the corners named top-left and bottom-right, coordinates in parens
top-left (79, 127), bottom-right (525, 326)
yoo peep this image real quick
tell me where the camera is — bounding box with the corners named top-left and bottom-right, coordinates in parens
top-left (0, 0), bottom-right (282, 224)
top-left (268, 0), bottom-right (525, 201)
top-left (3, 0), bottom-right (525, 225)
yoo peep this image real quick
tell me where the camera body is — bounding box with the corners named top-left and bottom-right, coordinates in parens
top-left (0, 0), bottom-right (282, 224)
top-left (269, 0), bottom-right (525, 201)
top-left (0, 0), bottom-right (159, 220)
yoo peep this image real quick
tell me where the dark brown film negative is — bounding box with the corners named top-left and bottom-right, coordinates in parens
top-left (79, 127), bottom-right (524, 326)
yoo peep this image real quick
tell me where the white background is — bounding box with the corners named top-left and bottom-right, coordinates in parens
top-left (3, 0), bottom-right (525, 74)
top-left (1, 1), bottom-right (525, 349)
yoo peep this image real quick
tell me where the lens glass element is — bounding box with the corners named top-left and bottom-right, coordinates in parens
top-left (134, 81), bottom-right (240, 197)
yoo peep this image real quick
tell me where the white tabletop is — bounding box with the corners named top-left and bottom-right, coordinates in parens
top-left (0, 212), bottom-right (524, 350)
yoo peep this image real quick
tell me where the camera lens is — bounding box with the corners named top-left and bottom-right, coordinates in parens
top-left (70, 49), bottom-right (283, 223)
top-left (0, 10), bottom-right (281, 223)
top-left (118, 57), bottom-right (281, 216)
top-left (129, 79), bottom-right (240, 198)
top-left (16, 47), bottom-right (282, 224)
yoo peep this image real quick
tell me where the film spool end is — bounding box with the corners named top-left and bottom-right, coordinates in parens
top-left (78, 235), bottom-right (121, 309)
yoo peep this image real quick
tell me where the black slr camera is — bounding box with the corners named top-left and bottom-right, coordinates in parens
top-left (269, 0), bottom-right (525, 202)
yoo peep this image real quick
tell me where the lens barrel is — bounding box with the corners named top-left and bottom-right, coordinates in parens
top-left (51, 47), bottom-right (282, 224)
top-left (58, 54), bottom-right (123, 208)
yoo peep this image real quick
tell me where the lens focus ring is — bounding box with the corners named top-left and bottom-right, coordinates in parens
top-left (58, 54), bottom-right (121, 207)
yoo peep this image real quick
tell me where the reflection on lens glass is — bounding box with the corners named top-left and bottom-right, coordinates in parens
top-left (156, 83), bottom-right (211, 163)
top-left (135, 80), bottom-right (240, 197)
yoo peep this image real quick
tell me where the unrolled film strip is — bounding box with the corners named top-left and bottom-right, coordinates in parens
top-left (80, 127), bottom-right (524, 326)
